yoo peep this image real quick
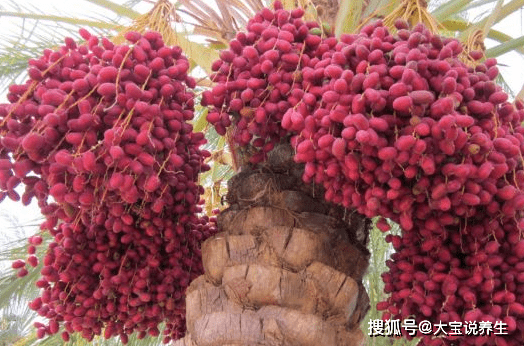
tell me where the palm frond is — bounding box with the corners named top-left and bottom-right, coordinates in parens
top-left (462, 0), bottom-right (498, 12)
top-left (0, 211), bottom-right (47, 311)
top-left (176, 0), bottom-right (264, 44)
top-left (0, 300), bottom-right (36, 335)
top-left (440, 18), bottom-right (524, 56)
top-left (363, 221), bottom-right (420, 345)
top-left (0, 23), bottom-right (68, 93)
top-left (486, 29), bottom-right (524, 55)
top-left (469, 0), bottom-right (524, 30)
top-left (485, 35), bottom-right (524, 58)
top-left (517, 81), bottom-right (524, 101)
top-left (0, 0), bottom-right (129, 92)
top-left (432, 0), bottom-right (524, 58)
top-left (0, 302), bottom-right (36, 345)
top-left (335, 0), bottom-right (364, 36)
top-left (192, 101), bottom-right (234, 214)
top-left (431, 0), bottom-right (473, 22)
top-left (84, 0), bottom-right (141, 19)
top-left (123, 0), bottom-right (146, 9)
top-left (0, 247), bottom-right (43, 311)
top-left (495, 72), bottom-right (516, 98)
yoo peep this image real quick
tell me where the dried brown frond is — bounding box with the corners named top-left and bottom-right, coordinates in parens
top-left (176, 0), bottom-right (264, 44)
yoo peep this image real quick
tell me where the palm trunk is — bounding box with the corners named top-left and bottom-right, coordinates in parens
top-left (175, 145), bottom-right (371, 346)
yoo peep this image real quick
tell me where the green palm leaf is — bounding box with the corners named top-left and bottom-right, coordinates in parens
top-left (0, 0), bottom-right (152, 92)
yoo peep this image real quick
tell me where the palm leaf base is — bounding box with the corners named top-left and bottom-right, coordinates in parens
top-left (175, 144), bottom-right (371, 345)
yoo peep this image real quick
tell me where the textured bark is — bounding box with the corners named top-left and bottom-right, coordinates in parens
top-left (175, 144), bottom-right (371, 346)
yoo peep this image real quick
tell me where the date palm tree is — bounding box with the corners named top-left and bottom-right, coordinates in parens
top-left (0, 0), bottom-right (523, 345)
